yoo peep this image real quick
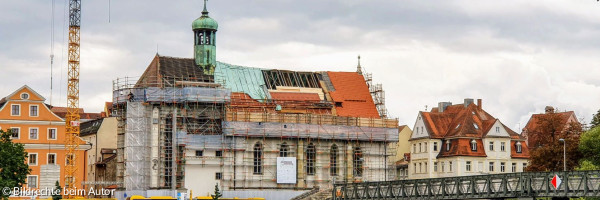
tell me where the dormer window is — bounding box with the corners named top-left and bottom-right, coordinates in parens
top-left (473, 123), bottom-right (479, 130)
top-left (446, 140), bottom-right (451, 151)
top-left (516, 142), bottom-right (522, 153)
top-left (455, 124), bottom-right (460, 129)
top-left (471, 139), bottom-right (477, 151)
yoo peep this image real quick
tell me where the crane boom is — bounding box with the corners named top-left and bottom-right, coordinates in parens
top-left (65, 0), bottom-right (81, 195)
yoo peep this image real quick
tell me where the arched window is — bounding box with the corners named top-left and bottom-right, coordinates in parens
top-left (516, 141), bottom-right (522, 153)
top-left (306, 143), bottom-right (316, 175)
top-left (353, 147), bottom-right (363, 177)
top-left (330, 144), bottom-right (338, 176)
top-left (199, 32), bottom-right (205, 45)
top-left (253, 142), bottom-right (263, 175)
top-left (471, 139), bottom-right (477, 151)
top-left (280, 142), bottom-right (289, 157)
top-left (205, 31), bottom-right (211, 45)
top-left (196, 32), bottom-right (204, 45)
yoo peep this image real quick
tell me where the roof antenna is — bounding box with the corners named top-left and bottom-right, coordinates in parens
top-left (356, 55), bottom-right (363, 75)
top-left (108, 0), bottom-right (111, 23)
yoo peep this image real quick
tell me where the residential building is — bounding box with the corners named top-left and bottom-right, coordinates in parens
top-left (112, 2), bottom-right (398, 200)
top-left (408, 99), bottom-right (530, 179)
top-left (395, 125), bottom-right (412, 180)
top-left (80, 117), bottom-right (118, 194)
top-left (0, 85), bottom-right (91, 198)
top-left (521, 106), bottom-right (579, 149)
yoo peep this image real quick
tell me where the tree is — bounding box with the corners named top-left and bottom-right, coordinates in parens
top-left (579, 127), bottom-right (600, 167)
top-left (527, 112), bottom-right (583, 172)
top-left (52, 181), bottom-right (62, 200)
top-left (211, 183), bottom-right (222, 200)
top-left (0, 129), bottom-right (31, 200)
top-left (576, 160), bottom-right (600, 171)
top-left (591, 109), bottom-right (600, 129)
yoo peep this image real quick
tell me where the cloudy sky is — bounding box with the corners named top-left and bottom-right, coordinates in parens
top-left (1, 0), bottom-right (600, 130)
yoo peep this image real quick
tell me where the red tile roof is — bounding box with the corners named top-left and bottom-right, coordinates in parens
top-left (422, 104), bottom-right (497, 139)
top-left (438, 138), bottom-right (487, 158)
top-left (327, 72), bottom-right (380, 118)
top-left (50, 107), bottom-right (103, 120)
top-left (419, 102), bottom-right (527, 159)
top-left (510, 141), bottom-right (530, 158)
top-left (229, 92), bottom-right (332, 115)
top-left (522, 111), bottom-right (578, 149)
top-left (270, 92), bottom-right (321, 101)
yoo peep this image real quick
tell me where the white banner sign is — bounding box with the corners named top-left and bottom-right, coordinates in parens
top-left (277, 157), bottom-right (296, 184)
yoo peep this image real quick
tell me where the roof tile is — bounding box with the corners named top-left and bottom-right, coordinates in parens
top-left (327, 72), bottom-right (380, 118)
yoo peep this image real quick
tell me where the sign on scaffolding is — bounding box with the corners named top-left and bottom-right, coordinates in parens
top-left (277, 157), bottom-right (296, 184)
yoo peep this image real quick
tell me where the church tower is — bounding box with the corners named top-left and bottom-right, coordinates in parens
top-left (192, 0), bottom-right (218, 75)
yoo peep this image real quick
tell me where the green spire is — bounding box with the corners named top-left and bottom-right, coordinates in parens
top-left (192, 0), bottom-right (218, 30)
top-left (193, 0), bottom-right (218, 75)
top-left (202, 0), bottom-right (209, 16)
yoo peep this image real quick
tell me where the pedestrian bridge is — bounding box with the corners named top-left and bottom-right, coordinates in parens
top-left (332, 170), bottom-right (600, 199)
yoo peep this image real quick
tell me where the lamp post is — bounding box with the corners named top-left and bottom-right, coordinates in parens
top-left (559, 138), bottom-right (566, 171)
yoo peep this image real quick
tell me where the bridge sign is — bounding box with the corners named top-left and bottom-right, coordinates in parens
top-left (551, 174), bottom-right (562, 189)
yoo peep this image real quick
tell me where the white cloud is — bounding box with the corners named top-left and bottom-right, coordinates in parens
top-left (0, 0), bottom-right (599, 130)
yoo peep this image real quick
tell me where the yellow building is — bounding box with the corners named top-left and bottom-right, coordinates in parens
top-left (395, 125), bottom-right (412, 179)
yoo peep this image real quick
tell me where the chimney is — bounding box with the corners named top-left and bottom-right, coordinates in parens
top-left (477, 99), bottom-right (482, 109)
top-left (438, 102), bottom-right (452, 112)
top-left (464, 98), bottom-right (474, 108)
top-left (545, 106), bottom-right (555, 114)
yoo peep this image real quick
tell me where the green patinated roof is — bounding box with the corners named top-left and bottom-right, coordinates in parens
top-left (214, 62), bottom-right (269, 101)
top-left (192, 0), bottom-right (218, 30)
top-left (192, 16), bottom-right (218, 30)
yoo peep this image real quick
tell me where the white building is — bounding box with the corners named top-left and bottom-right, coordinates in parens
top-left (408, 99), bottom-right (530, 179)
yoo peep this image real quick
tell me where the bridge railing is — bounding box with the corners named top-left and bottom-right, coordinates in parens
top-left (333, 170), bottom-right (600, 199)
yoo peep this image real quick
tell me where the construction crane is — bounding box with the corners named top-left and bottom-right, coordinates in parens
top-left (65, 0), bottom-right (81, 195)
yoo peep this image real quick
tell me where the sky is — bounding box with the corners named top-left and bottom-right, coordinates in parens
top-left (1, 0), bottom-right (600, 131)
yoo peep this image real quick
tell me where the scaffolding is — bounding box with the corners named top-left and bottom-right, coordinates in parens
top-left (124, 102), bottom-right (151, 190)
top-left (113, 76), bottom-right (229, 191)
top-left (113, 74), bottom-right (398, 194)
top-left (364, 73), bottom-right (388, 118)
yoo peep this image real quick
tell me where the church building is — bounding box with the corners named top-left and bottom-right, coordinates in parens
top-left (113, 1), bottom-right (398, 199)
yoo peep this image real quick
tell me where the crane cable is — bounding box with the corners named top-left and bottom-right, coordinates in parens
top-left (51, 0), bottom-right (55, 105)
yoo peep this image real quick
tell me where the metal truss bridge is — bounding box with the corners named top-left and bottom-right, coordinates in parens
top-left (333, 170), bottom-right (600, 199)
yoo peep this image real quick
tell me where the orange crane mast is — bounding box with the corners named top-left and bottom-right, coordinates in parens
top-left (65, 0), bottom-right (81, 196)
